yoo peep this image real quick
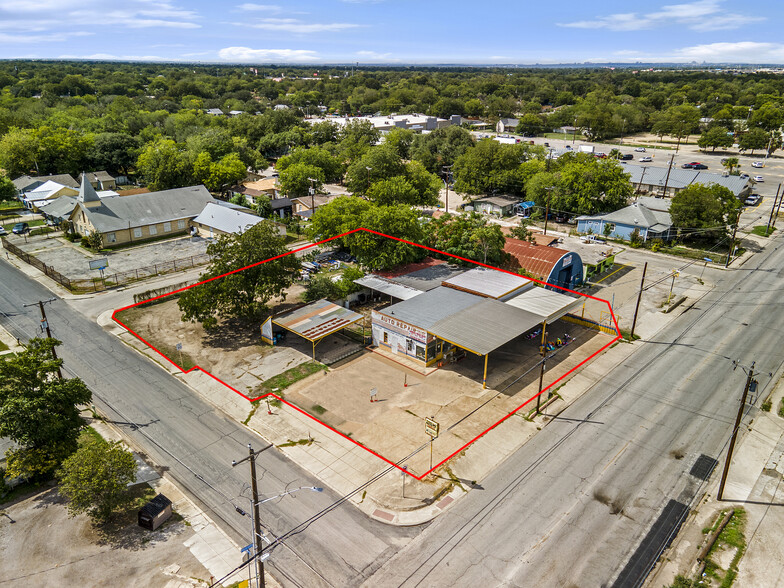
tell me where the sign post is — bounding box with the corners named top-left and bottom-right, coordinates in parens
top-left (401, 465), bottom-right (407, 498)
top-left (88, 258), bottom-right (109, 289)
top-left (425, 417), bottom-right (440, 473)
top-left (175, 342), bottom-right (183, 367)
top-left (369, 387), bottom-right (378, 403)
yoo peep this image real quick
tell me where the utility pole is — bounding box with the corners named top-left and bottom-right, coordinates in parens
top-left (630, 262), bottom-right (647, 339)
top-left (23, 298), bottom-right (61, 379)
top-left (725, 209), bottom-right (741, 268)
top-left (536, 322), bottom-right (548, 414)
top-left (232, 445), bottom-right (265, 588)
top-left (767, 183), bottom-right (781, 233)
top-left (441, 165), bottom-right (451, 212)
top-left (661, 153), bottom-right (675, 197)
top-left (307, 177), bottom-right (318, 214)
top-left (774, 185), bottom-right (784, 229)
top-left (718, 362), bottom-right (755, 500)
top-left (543, 186), bottom-right (555, 236)
top-left (636, 166), bottom-right (649, 195)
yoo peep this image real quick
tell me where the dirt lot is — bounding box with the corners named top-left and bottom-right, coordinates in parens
top-left (7, 232), bottom-right (209, 279)
top-left (0, 485), bottom-right (211, 587)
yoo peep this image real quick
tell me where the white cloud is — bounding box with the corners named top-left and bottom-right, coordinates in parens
top-left (218, 46), bottom-right (319, 62)
top-left (559, 0), bottom-right (763, 32)
top-left (239, 18), bottom-right (361, 33)
top-left (0, 30), bottom-right (92, 43)
top-left (0, 0), bottom-right (200, 36)
top-left (612, 42), bottom-right (784, 63)
top-left (237, 3), bottom-right (283, 11)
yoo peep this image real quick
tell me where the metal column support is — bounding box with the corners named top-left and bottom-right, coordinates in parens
top-left (482, 353), bottom-right (489, 389)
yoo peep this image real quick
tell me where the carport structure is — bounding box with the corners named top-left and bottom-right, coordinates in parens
top-left (266, 299), bottom-right (363, 360)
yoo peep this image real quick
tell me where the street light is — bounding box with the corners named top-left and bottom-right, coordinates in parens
top-left (365, 166), bottom-right (372, 194)
top-left (307, 177), bottom-right (319, 213)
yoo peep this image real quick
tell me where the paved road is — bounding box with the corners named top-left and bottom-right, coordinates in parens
top-left (364, 234), bottom-right (784, 585)
top-left (0, 259), bottom-right (416, 587)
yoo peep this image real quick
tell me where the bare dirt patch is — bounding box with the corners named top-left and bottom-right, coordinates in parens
top-left (0, 486), bottom-right (210, 587)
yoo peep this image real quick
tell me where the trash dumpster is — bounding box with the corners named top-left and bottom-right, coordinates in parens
top-left (138, 493), bottom-right (172, 531)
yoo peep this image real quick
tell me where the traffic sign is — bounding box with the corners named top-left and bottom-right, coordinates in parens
top-left (425, 417), bottom-right (439, 438)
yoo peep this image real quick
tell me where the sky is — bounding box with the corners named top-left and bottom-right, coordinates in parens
top-left (0, 0), bottom-right (783, 65)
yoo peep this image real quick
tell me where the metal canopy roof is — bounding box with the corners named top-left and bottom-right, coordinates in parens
top-left (272, 299), bottom-right (362, 342)
top-left (504, 287), bottom-right (582, 323)
top-left (429, 298), bottom-right (542, 356)
top-left (380, 286), bottom-right (481, 330)
top-left (443, 267), bottom-right (534, 299)
top-left (354, 275), bottom-right (423, 301)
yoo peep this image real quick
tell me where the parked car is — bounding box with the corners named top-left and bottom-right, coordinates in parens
top-left (682, 162), bottom-right (708, 169)
top-left (754, 175), bottom-right (764, 182)
top-left (564, 145), bottom-right (572, 150)
top-left (751, 161), bottom-right (764, 168)
top-left (12, 222), bottom-right (28, 234)
top-left (639, 156), bottom-right (653, 162)
top-left (740, 173), bottom-right (750, 179)
top-left (634, 147), bottom-right (646, 152)
top-left (0, 226), bottom-right (7, 236)
top-left (744, 194), bottom-right (762, 206)
top-left (620, 154), bottom-right (634, 160)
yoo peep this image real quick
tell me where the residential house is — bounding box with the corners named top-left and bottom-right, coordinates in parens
top-left (69, 183), bottom-right (214, 247)
top-left (190, 202), bottom-right (285, 238)
top-left (22, 181), bottom-right (78, 210)
top-left (576, 197), bottom-right (674, 242)
top-left (12, 173), bottom-right (79, 194)
top-left (471, 194), bottom-right (520, 217)
top-left (496, 118), bottom-right (519, 133)
top-left (306, 113), bottom-right (454, 133)
top-left (84, 171), bottom-right (117, 191)
top-left (624, 163), bottom-right (751, 200)
top-left (292, 195), bottom-right (330, 218)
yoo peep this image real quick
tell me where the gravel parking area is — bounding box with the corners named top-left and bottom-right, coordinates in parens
top-left (6, 233), bottom-right (210, 279)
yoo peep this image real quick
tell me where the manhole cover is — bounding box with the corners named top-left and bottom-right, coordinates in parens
top-left (690, 454), bottom-right (718, 481)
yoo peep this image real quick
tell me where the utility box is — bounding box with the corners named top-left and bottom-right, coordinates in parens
top-left (138, 493), bottom-right (173, 531)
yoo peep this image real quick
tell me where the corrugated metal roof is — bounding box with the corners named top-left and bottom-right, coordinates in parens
top-left (504, 239), bottom-right (570, 280)
top-left (443, 267), bottom-right (533, 299)
top-left (429, 298), bottom-right (541, 356)
top-left (577, 201), bottom-right (672, 231)
top-left (504, 287), bottom-right (582, 323)
top-left (379, 286), bottom-right (481, 330)
top-left (273, 299), bottom-right (362, 341)
top-left (624, 164), bottom-right (749, 196)
top-left (383, 264), bottom-right (466, 292)
top-left (39, 195), bottom-right (77, 219)
top-left (376, 256), bottom-right (446, 279)
top-left (74, 185), bottom-right (214, 232)
top-left (13, 174), bottom-right (79, 191)
top-left (354, 275), bottom-right (423, 301)
top-left (192, 202), bottom-right (264, 234)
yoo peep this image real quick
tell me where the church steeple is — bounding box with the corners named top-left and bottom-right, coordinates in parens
top-left (78, 172), bottom-right (101, 208)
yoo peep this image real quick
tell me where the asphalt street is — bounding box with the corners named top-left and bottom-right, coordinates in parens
top-left (363, 230), bottom-right (784, 585)
top-left (0, 259), bottom-right (416, 588)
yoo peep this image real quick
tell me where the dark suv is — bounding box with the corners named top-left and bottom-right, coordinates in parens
top-left (12, 222), bottom-right (28, 234)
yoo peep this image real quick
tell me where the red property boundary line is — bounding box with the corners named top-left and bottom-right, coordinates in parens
top-left (112, 228), bottom-right (621, 480)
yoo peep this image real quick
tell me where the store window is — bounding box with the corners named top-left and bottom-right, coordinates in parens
top-left (133, 227), bottom-right (142, 238)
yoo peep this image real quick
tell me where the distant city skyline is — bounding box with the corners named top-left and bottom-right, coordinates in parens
top-left (1, 0), bottom-right (782, 65)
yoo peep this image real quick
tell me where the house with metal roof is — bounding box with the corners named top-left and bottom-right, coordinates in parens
top-left (624, 163), bottom-right (751, 199)
top-left (13, 173), bottom-right (79, 195)
top-left (69, 181), bottom-right (214, 247)
top-left (21, 180), bottom-right (78, 210)
top-left (504, 238), bottom-right (583, 290)
top-left (191, 202), bottom-right (284, 238)
top-left (576, 197), bottom-right (674, 242)
top-left (471, 194), bottom-right (521, 217)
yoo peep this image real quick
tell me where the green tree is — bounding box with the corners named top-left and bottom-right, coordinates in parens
top-left (670, 183), bottom-right (741, 241)
top-left (177, 221), bottom-right (300, 329)
top-left (0, 174), bottom-right (18, 202)
top-left (337, 119), bottom-right (381, 162)
top-left (452, 139), bottom-right (540, 195)
top-left (0, 127), bottom-right (39, 177)
top-left (515, 113), bottom-right (545, 136)
top-left (278, 162), bottom-right (325, 198)
top-left (722, 157), bottom-right (740, 174)
top-left (192, 152), bottom-right (246, 192)
top-left (366, 176), bottom-right (419, 206)
top-left (308, 195), bottom-right (372, 242)
top-left (36, 126), bottom-right (93, 177)
top-left (697, 127), bottom-right (733, 152)
top-left (739, 128), bottom-right (769, 154)
top-left (424, 212), bottom-right (508, 265)
top-left (89, 132), bottom-right (140, 175)
top-left (345, 144), bottom-right (405, 194)
top-left (0, 338), bottom-right (92, 479)
top-left (343, 203), bottom-right (425, 270)
top-left (303, 266), bottom-right (365, 303)
top-left (56, 432), bottom-right (137, 523)
top-left (276, 146), bottom-right (343, 183)
top-left (136, 138), bottom-right (193, 191)
top-left (410, 125), bottom-right (475, 173)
